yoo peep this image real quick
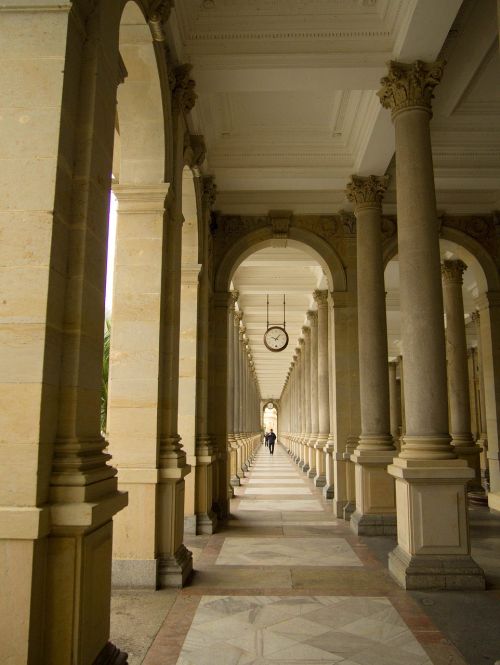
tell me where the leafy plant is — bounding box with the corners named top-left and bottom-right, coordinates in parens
top-left (101, 319), bottom-right (111, 434)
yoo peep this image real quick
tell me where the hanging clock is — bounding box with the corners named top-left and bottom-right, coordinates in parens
top-left (263, 294), bottom-right (289, 352)
top-left (264, 326), bottom-right (289, 352)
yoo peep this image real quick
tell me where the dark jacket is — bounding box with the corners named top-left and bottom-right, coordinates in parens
top-left (267, 432), bottom-right (276, 444)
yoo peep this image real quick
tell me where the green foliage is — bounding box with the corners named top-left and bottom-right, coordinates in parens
top-left (101, 319), bottom-right (111, 434)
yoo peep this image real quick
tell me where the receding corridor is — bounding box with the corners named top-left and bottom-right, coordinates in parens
top-left (111, 444), bottom-right (500, 665)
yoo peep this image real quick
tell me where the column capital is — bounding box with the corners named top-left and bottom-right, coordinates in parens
top-left (307, 310), bottom-right (318, 324)
top-left (229, 290), bottom-right (239, 306)
top-left (172, 63), bottom-right (197, 113)
top-left (441, 259), bottom-right (467, 285)
top-left (470, 310), bottom-right (480, 324)
top-left (313, 289), bottom-right (329, 306)
top-left (298, 337), bottom-right (305, 347)
top-left (377, 60), bottom-right (445, 118)
top-left (346, 174), bottom-right (388, 209)
top-left (302, 325), bottom-right (311, 338)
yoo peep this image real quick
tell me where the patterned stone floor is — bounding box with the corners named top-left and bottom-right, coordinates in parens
top-left (111, 443), bottom-right (500, 665)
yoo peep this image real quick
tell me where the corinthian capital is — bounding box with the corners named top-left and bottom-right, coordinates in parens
top-left (202, 176), bottom-right (217, 210)
top-left (313, 289), bottom-right (328, 307)
top-left (441, 259), bottom-right (467, 285)
top-left (172, 63), bottom-right (197, 113)
top-left (346, 174), bottom-right (388, 208)
top-left (378, 60), bottom-right (445, 117)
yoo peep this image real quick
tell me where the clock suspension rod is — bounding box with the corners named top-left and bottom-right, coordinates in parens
top-left (266, 294), bottom-right (269, 331)
top-left (283, 294), bottom-right (286, 330)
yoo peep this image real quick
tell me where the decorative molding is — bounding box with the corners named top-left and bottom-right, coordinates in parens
top-left (172, 64), bottom-right (197, 114)
top-left (441, 259), bottom-right (467, 284)
top-left (346, 174), bottom-right (389, 208)
top-left (439, 214), bottom-right (499, 260)
top-left (269, 210), bottom-right (291, 239)
top-left (148, 0), bottom-right (174, 40)
top-left (202, 176), bottom-right (217, 210)
top-left (378, 60), bottom-right (445, 116)
top-left (184, 133), bottom-right (206, 169)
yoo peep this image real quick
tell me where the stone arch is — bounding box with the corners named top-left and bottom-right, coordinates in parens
top-left (215, 227), bottom-right (347, 294)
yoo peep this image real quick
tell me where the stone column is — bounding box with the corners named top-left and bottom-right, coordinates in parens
top-left (308, 311), bottom-right (320, 481)
top-left (378, 60), bottom-right (484, 589)
top-left (471, 311), bottom-right (489, 489)
top-left (110, 184), bottom-right (170, 584)
top-left (476, 292), bottom-right (500, 511)
top-left (228, 293), bottom-right (240, 488)
top-left (346, 174), bottom-right (397, 536)
top-left (388, 361), bottom-right (402, 450)
top-left (291, 356), bottom-right (299, 460)
top-left (314, 291), bottom-right (332, 495)
top-left (302, 326), bottom-right (312, 473)
top-left (442, 260), bottom-right (482, 486)
top-left (297, 340), bottom-right (307, 468)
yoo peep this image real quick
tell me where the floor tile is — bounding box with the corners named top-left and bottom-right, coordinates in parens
top-left (238, 500), bottom-right (323, 512)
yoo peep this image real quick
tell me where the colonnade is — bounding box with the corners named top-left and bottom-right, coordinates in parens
top-left (281, 291), bottom-right (333, 493)
top-left (227, 293), bottom-right (262, 487)
top-left (280, 59), bottom-right (496, 589)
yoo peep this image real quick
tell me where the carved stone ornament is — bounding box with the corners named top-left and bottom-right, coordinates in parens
top-left (346, 174), bottom-right (389, 208)
top-left (148, 0), bottom-right (174, 34)
top-left (338, 209), bottom-right (356, 234)
top-left (202, 176), bottom-right (217, 210)
top-left (269, 210), bottom-right (291, 239)
top-left (230, 290), bottom-right (239, 307)
top-left (441, 259), bottom-right (467, 284)
top-left (313, 289), bottom-right (329, 306)
top-left (377, 60), bottom-right (445, 116)
top-left (184, 133), bottom-right (206, 169)
top-left (307, 310), bottom-right (318, 323)
top-left (172, 63), bottom-right (197, 113)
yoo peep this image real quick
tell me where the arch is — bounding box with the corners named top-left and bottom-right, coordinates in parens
top-left (383, 226), bottom-right (499, 293)
top-left (215, 226), bottom-right (347, 293)
top-left (116, 1), bottom-right (167, 186)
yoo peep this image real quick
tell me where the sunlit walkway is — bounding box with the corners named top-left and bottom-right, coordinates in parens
top-left (109, 442), bottom-right (500, 665)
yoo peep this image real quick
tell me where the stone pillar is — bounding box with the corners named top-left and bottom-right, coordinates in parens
top-left (476, 292), bottom-right (500, 511)
top-left (378, 60), bottom-right (484, 589)
top-left (110, 184), bottom-right (170, 586)
top-left (441, 260), bottom-right (482, 486)
top-left (239, 325), bottom-right (248, 472)
top-left (313, 291), bottom-right (332, 496)
top-left (471, 312), bottom-right (489, 490)
top-left (388, 361), bottom-right (402, 450)
top-left (346, 174), bottom-right (397, 536)
top-left (189, 177), bottom-right (218, 534)
top-left (302, 326), bottom-right (312, 473)
top-left (297, 340), bottom-right (307, 467)
top-left (228, 293), bottom-right (240, 488)
top-left (308, 311), bottom-right (320, 482)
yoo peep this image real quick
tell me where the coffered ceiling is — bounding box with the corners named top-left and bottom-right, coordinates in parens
top-left (165, 0), bottom-right (499, 398)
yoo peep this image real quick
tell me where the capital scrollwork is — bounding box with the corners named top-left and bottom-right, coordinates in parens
top-left (313, 289), bottom-right (328, 306)
top-left (172, 63), bottom-right (197, 114)
top-left (148, 0), bottom-right (174, 39)
top-left (307, 310), bottom-right (318, 324)
top-left (346, 174), bottom-right (389, 208)
top-left (202, 176), bottom-right (217, 210)
top-left (441, 259), bottom-right (467, 285)
top-left (378, 60), bottom-right (445, 117)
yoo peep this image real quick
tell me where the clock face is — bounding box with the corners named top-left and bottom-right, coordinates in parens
top-left (264, 326), bottom-right (289, 352)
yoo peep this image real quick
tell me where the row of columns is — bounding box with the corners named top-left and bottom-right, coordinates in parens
top-left (227, 293), bottom-right (262, 487)
top-left (280, 290), bottom-right (335, 498)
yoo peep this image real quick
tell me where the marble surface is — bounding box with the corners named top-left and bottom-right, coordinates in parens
top-left (247, 479), bottom-right (306, 485)
top-left (176, 595), bottom-right (433, 664)
top-left (238, 499), bottom-right (323, 512)
top-left (216, 537), bottom-right (363, 567)
top-left (244, 487), bottom-right (312, 495)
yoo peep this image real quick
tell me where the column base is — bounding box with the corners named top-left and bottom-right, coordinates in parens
top-left (307, 467), bottom-right (317, 479)
top-left (94, 642), bottom-right (128, 665)
top-left (230, 474), bottom-right (241, 487)
top-left (184, 515), bottom-right (197, 535)
top-left (350, 510), bottom-right (397, 536)
top-left (343, 501), bottom-right (355, 521)
top-left (298, 459), bottom-right (305, 468)
top-left (388, 545), bottom-right (485, 590)
top-left (314, 474), bottom-right (326, 488)
top-left (196, 511), bottom-right (217, 535)
top-left (453, 443), bottom-right (483, 490)
top-left (323, 483), bottom-right (334, 499)
top-left (302, 463), bottom-right (310, 473)
top-left (112, 558), bottom-right (158, 589)
top-left (488, 491), bottom-right (500, 512)
top-left (158, 544), bottom-right (192, 588)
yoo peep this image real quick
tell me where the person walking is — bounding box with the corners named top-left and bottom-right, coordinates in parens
top-left (264, 431), bottom-right (269, 447)
top-left (268, 428), bottom-right (276, 455)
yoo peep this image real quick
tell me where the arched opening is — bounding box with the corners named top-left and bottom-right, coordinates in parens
top-left (107, 0), bottom-right (170, 590)
top-left (384, 235), bottom-right (497, 497)
top-left (263, 401), bottom-right (278, 435)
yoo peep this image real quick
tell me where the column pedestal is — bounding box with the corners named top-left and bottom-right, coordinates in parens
top-left (388, 458), bottom-right (485, 589)
top-left (350, 449), bottom-right (397, 535)
top-left (323, 441), bottom-right (335, 499)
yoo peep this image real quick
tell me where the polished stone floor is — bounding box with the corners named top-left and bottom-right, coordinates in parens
top-left (111, 443), bottom-right (500, 665)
